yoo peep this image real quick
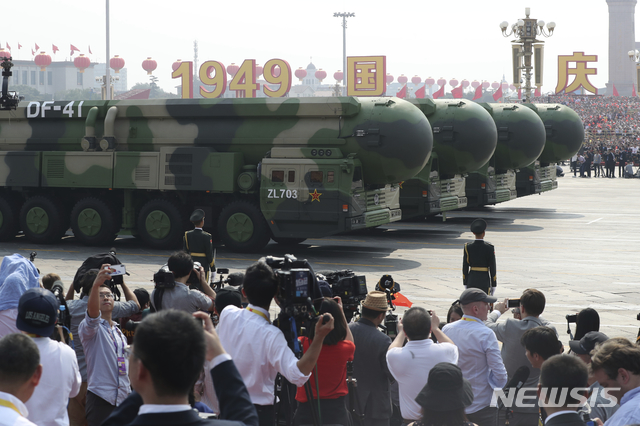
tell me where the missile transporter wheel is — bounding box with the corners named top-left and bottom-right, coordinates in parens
top-left (20, 195), bottom-right (68, 244)
top-left (218, 200), bottom-right (270, 253)
top-left (272, 236), bottom-right (307, 245)
top-left (70, 198), bottom-right (119, 246)
top-left (137, 199), bottom-right (185, 250)
top-left (0, 194), bottom-right (21, 241)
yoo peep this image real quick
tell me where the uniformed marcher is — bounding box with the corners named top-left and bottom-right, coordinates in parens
top-left (462, 218), bottom-right (496, 295)
top-left (183, 209), bottom-right (215, 282)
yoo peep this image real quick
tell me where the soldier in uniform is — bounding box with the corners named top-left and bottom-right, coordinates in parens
top-left (462, 218), bottom-right (497, 295)
top-left (183, 209), bottom-right (215, 283)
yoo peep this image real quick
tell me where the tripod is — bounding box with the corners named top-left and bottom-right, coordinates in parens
top-left (347, 361), bottom-right (365, 426)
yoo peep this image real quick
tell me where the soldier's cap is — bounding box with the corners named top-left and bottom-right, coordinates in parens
top-left (362, 291), bottom-right (391, 312)
top-left (470, 218), bottom-right (487, 234)
top-left (458, 288), bottom-right (497, 305)
top-left (568, 331), bottom-right (609, 355)
top-left (17, 288), bottom-right (58, 337)
top-left (190, 209), bottom-right (205, 223)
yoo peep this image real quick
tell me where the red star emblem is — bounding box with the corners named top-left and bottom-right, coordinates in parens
top-left (309, 189), bottom-right (322, 202)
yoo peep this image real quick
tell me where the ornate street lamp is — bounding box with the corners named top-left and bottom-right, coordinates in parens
top-left (334, 12), bottom-right (355, 96)
top-left (500, 8), bottom-right (555, 102)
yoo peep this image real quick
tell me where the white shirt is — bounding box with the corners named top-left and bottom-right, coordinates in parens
top-left (443, 315), bottom-right (508, 414)
top-left (217, 305), bottom-right (310, 405)
top-left (386, 339), bottom-right (459, 420)
top-left (0, 309), bottom-right (19, 339)
top-left (0, 391), bottom-right (36, 426)
top-left (25, 337), bottom-right (82, 426)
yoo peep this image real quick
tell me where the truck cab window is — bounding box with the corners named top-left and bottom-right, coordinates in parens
top-left (272, 170), bottom-right (284, 182)
top-left (352, 166), bottom-right (363, 190)
top-left (310, 171), bottom-right (323, 184)
top-left (288, 170), bottom-right (296, 183)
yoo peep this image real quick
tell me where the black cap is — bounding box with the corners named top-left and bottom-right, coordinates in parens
top-left (190, 209), bottom-right (205, 223)
top-left (215, 288), bottom-right (243, 313)
top-left (415, 362), bottom-right (474, 411)
top-left (470, 218), bottom-right (487, 234)
top-left (459, 288), bottom-right (497, 305)
top-left (569, 331), bottom-right (609, 355)
top-left (17, 288), bottom-right (59, 336)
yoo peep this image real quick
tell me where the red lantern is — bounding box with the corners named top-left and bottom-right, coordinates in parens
top-left (34, 52), bottom-right (52, 71)
top-left (142, 57), bottom-right (157, 75)
top-left (315, 69), bottom-right (327, 83)
top-left (334, 70), bottom-right (344, 82)
top-left (471, 80), bottom-right (480, 89)
top-left (411, 75), bottom-right (422, 85)
top-left (491, 81), bottom-right (499, 89)
top-left (509, 84), bottom-right (516, 91)
top-left (0, 48), bottom-right (10, 59)
top-left (449, 78), bottom-right (459, 87)
top-left (272, 65), bottom-right (281, 78)
top-left (110, 55), bottom-right (125, 73)
top-left (172, 60), bottom-right (182, 72)
top-left (398, 74), bottom-right (408, 84)
top-left (227, 63), bottom-right (239, 77)
top-left (74, 54), bottom-right (90, 73)
top-left (295, 67), bottom-right (307, 81)
top-left (461, 80), bottom-right (470, 88)
top-left (482, 81), bottom-right (490, 89)
top-left (386, 74), bottom-right (393, 84)
top-left (502, 82), bottom-right (509, 90)
top-left (437, 77), bottom-right (446, 86)
top-left (255, 64), bottom-right (263, 77)
top-left (425, 77), bottom-right (435, 86)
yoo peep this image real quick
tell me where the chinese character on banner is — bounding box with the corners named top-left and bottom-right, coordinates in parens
top-left (555, 52), bottom-right (598, 94)
top-left (347, 56), bottom-right (386, 96)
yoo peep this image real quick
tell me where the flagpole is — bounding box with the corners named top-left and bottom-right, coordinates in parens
top-left (105, 0), bottom-right (111, 100)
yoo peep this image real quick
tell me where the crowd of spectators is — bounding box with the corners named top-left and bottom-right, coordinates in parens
top-left (1, 251), bottom-right (640, 426)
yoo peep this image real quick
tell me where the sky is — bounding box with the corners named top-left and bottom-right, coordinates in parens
top-left (3, 0), bottom-right (632, 94)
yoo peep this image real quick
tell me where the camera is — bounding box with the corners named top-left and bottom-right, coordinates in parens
top-left (153, 266), bottom-right (176, 289)
top-left (375, 274), bottom-right (401, 338)
top-left (187, 262), bottom-right (204, 289)
top-left (320, 270), bottom-right (368, 322)
top-left (507, 298), bottom-right (521, 308)
top-left (566, 314), bottom-right (578, 323)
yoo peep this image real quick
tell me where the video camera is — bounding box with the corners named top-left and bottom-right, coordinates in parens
top-left (153, 265), bottom-right (176, 289)
top-left (375, 274), bottom-right (401, 339)
top-left (319, 270), bottom-right (367, 322)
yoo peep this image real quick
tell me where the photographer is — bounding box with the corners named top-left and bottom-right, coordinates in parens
top-left (150, 251), bottom-right (215, 313)
top-left (293, 297), bottom-right (355, 426)
top-left (484, 289), bottom-right (555, 426)
top-left (0, 254), bottom-right (41, 338)
top-left (65, 268), bottom-right (140, 426)
top-left (217, 259), bottom-right (335, 426)
top-left (78, 265), bottom-right (139, 426)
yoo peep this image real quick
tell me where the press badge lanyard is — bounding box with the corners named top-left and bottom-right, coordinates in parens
top-left (0, 399), bottom-right (21, 415)
top-left (106, 323), bottom-right (127, 377)
top-left (246, 306), bottom-right (269, 322)
top-left (461, 316), bottom-right (482, 324)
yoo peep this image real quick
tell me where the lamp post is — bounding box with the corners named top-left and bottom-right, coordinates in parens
top-left (105, 0), bottom-right (111, 100)
top-left (333, 12), bottom-right (355, 96)
top-left (499, 8), bottom-right (555, 102)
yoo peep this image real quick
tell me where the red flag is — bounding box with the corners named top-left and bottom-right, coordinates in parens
top-left (451, 85), bottom-right (463, 99)
top-left (88, 45), bottom-right (92, 54)
top-left (392, 292), bottom-right (413, 308)
top-left (634, 84), bottom-right (637, 97)
top-left (396, 84), bottom-right (407, 99)
top-left (6, 42), bottom-right (10, 50)
top-left (17, 42), bottom-right (21, 49)
top-left (612, 84), bottom-right (619, 97)
top-left (52, 44), bottom-right (59, 54)
top-left (414, 84), bottom-right (426, 99)
top-left (31, 48), bottom-right (35, 56)
top-left (518, 87), bottom-right (522, 100)
top-left (492, 85), bottom-right (503, 101)
top-left (35, 43), bottom-right (39, 51)
top-left (534, 87), bottom-right (541, 97)
top-left (472, 85), bottom-right (482, 100)
top-left (432, 84), bottom-right (445, 99)
top-left (70, 44), bottom-right (80, 56)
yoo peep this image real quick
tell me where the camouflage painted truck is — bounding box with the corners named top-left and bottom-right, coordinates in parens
top-left (465, 103), bottom-right (547, 208)
top-left (400, 99), bottom-right (497, 219)
top-left (515, 104), bottom-right (584, 197)
top-left (0, 96), bottom-right (433, 252)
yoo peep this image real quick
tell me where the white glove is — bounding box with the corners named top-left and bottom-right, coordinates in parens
top-left (464, 285), bottom-right (468, 290)
top-left (489, 287), bottom-right (495, 296)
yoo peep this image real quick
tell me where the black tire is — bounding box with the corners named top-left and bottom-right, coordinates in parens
top-left (272, 236), bottom-right (307, 245)
top-left (218, 200), bottom-right (270, 253)
top-left (0, 193), bottom-right (21, 241)
top-left (137, 199), bottom-right (185, 249)
top-left (70, 198), bottom-right (119, 246)
top-left (20, 195), bottom-right (67, 244)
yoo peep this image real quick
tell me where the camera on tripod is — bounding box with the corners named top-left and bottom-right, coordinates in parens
top-left (266, 254), bottom-right (318, 312)
top-left (375, 274), bottom-right (401, 338)
top-left (320, 270), bottom-right (368, 322)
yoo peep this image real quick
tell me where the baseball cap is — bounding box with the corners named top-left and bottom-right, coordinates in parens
top-left (16, 288), bottom-right (59, 336)
top-left (569, 331), bottom-right (609, 355)
top-left (458, 288), bottom-right (497, 305)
